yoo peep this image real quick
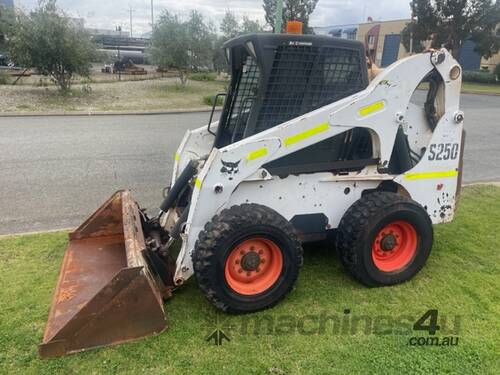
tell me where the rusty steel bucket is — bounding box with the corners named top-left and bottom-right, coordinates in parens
top-left (39, 191), bottom-right (168, 358)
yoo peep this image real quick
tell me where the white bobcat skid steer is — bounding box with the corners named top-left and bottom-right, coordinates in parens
top-left (40, 34), bottom-right (464, 357)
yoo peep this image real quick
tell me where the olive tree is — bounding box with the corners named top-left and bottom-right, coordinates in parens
top-left (8, 0), bottom-right (95, 91)
top-left (150, 10), bottom-right (215, 85)
top-left (0, 4), bottom-right (16, 56)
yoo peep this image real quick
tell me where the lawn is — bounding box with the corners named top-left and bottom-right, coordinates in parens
top-left (417, 81), bottom-right (500, 95)
top-left (0, 77), bottom-right (227, 114)
top-left (0, 185), bottom-right (498, 374)
top-left (0, 74), bottom-right (498, 115)
top-left (461, 82), bottom-right (500, 95)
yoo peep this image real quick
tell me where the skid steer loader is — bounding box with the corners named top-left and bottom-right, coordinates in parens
top-left (39, 33), bottom-right (465, 358)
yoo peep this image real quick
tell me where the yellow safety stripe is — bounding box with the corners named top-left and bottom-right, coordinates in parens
top-left (404, 170), bottom-right (458, 180)
top-left (284, 122), bottom-right (329, 147)
top-left (195, 177), bottom-right (202, 189)
top-left (358, 100), bottom-right (385, 117)
top-left (246, 147), bottom-right (268, 161)
top-left (174, 152), bottom-right (180, 161)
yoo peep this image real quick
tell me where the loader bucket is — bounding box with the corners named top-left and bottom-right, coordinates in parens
top-left (39, 191), bottom-right (168, 358)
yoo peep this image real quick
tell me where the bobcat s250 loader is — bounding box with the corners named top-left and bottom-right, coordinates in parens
top-left (39, 33), bottom-right (464, 358)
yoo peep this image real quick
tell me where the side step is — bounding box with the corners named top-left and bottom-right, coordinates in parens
top-left (39, 191), bottom-right (167, 358)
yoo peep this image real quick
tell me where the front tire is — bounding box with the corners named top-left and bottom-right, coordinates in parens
top-left (193, 204), bottom-right (303, 313)
top-left (336, 191), bottom-right (433, 286)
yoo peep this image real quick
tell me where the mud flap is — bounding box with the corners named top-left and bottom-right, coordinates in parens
top-left (39, 191), bottom-right (167, 358)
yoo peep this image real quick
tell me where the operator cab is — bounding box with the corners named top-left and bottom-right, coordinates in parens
top-left (213, 33), bottom-right (377, 176)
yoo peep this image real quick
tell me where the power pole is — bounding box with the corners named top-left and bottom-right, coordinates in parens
top-left (409, 11), bottom-right (416, 54)
top-left (274, 0), bottom-right (283, 33)
top-left (150, 0), bottom-right (154, 31)
top-left (362, 4), bottom-right (367, 23)
top-left (129, 6), bottom-right (135, 37)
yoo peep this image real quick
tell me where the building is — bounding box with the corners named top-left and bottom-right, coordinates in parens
top-left (315, 19), bottom-right (416, 67)
top-left (356, 19), bottom-right (410, 67)
top-left (316, 18), bottom-right (500, 72)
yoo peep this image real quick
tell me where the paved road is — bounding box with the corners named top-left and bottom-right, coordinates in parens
top-left (0, 93), bottom-right (499, 235)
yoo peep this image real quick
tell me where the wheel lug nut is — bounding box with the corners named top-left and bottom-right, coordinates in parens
top-left (246, 272), bottom-right (251, 277)
top-left (240, 251), bottom-right (244, 255)
top-left (250, 246), bottom-right (255, 250)
top-left (235, 260), bottom-right (239, 264)
top-left (238, 269), bottom-right (243, 273)
top-left (261, 259), bottom-right (265, 263)
top-left (256, 267), bottom-right (260, 272)
top-left (258, 249), bottom-right (263, 254)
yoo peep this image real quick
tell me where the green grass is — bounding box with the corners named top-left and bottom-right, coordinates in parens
top-left (0, 185), bottom-right (499, 374)
top-left (418, 81), bottom-right (500, 95)
top-left (461, 82), bottom-right (500, 95)
top-left (0, 78), bottom-right (228, 114)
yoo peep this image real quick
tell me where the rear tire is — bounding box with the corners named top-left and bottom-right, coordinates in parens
top-left (336, 191), bottom-right (433, 286)
top-left (193, 204), bottom-right (303, 313)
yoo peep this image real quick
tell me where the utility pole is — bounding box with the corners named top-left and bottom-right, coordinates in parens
top-left (150, 0), bottom-right (154, 31)
top-left (129, 6), bottom-right (135, 37)
top-left (409, 11), bottom-right (416, 54)
top-left (274, 0), bottom-right (283, 33)
top-left (116, 26), bottom-right (122, 81)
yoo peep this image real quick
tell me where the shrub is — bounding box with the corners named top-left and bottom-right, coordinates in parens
top-left (494, 64), bottom-right (500, 82)
top-left (190, 72), bottom-right (216, 81)
top-left (203, 94), bottom-right (224, 106)
top-left (35, 77), bottom-right (50, 87)
top-left (462, 70), bottom-right (498, 84)
top-left (0, 72), bottom-right (9, 85)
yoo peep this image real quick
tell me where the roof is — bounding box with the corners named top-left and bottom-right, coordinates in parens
top-left (223, 33), bottom-right (365, 51)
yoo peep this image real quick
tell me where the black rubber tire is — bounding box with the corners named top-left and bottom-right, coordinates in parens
top-left (192, 204), bottom-right (303, 313)
top-left (335, 191), bottom-right (433, 287)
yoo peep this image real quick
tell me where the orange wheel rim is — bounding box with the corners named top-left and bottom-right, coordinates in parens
top-left (372, 220), bottom-right (417, 272)
top-left (224, 237), bottom-right (283, 295)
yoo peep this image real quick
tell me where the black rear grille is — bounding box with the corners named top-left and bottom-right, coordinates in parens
top-left (256, 44), bottom-right (365, 133)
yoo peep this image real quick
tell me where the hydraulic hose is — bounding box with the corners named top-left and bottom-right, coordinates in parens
top-left (159, 160), bottom-right (197, 213)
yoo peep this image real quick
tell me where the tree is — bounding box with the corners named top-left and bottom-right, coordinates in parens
top-left (150, 10), bottom-right (214, 85)
top-left (186, 11), bottom-right (216, 71)
top-left (7, 0), bottom-right (95, 91)
top-left (220, 10), bottom-right (240, 39)
top-left (213, 11), bottom-right (264, 73)
top-left (241, 16), bottom-right (264, 34)
top-left (263, 0), bottom-right (319, 34)
top-left (150, 12), bottom-right (189, 85)
top-left (212, 36), bottom-right (228, 73)
top-left (402, 0), bottom-right (500, 59)
top-left (0, 5), bottom-right (15, 53)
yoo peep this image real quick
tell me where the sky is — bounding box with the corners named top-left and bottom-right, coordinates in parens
top-left (14, 0), bottom-right (411, 36)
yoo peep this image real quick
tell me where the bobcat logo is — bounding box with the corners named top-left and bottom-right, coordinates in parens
top-left (220, 160), bottom-right (241, 180)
